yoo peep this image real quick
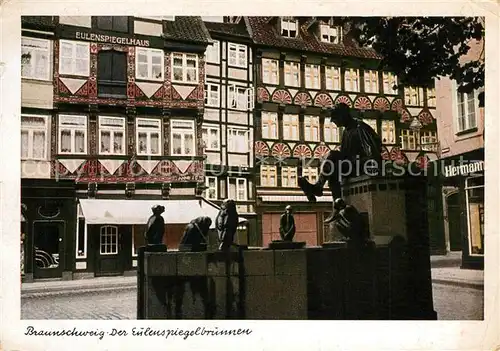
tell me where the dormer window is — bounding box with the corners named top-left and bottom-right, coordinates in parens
top-left (320, 24), bottom-right (343, 44)
top-left (281, 17), bottom-right (298, 38)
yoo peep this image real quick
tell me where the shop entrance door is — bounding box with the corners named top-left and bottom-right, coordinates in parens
top-left (446, 193), bottom-right (463, 251)
top-left (33, 221), bottom-right (64, 279)
top-left (95, 225), bottom-right (130, 276)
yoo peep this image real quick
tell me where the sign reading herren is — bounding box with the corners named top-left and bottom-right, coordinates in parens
top-left (75, 32), bottom-right (150, 47)
top-left (444, 160), bottom-right (484, 177)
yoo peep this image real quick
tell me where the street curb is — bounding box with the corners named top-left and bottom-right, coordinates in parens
top-left (432, 279), bottom-right (484, 290)
top-left (21, 284), bottom-right (137, 298)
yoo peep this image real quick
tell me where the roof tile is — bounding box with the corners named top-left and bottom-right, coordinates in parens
top-left (246, 17), bottom-right (381, 60)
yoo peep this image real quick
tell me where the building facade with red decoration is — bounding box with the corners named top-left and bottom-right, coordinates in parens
top-left (20, 16), bottom-right (218, 281)
top-left (226, 16), bottom-right (441, 246)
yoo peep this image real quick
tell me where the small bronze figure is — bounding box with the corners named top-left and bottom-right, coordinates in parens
top-left (145, 204), bottom-right (165, 245)
top-left (298, 103), bottom-right (382, 221)
top-left (215, 199), bottom-right (239, 251)
top-left (279, 205), bottom-right (296, 241)
top-left (179, 216), bottom-right (212, 252)
top-left (330, 198), bottom-right (370, 245)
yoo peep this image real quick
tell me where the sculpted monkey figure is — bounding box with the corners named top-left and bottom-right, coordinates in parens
top-left (331, 198), bottom-right (371, 246)
top-left (179, 216), bottom-right (212, 252)
top-left (215, 199), bottom-right (239, 251)
top-left (279, 205), bottom-right (296, 241)
top-left (145, 205), bottom-right (165, 245)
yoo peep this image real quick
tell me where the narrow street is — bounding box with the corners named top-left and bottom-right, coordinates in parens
top-left (21, 283), bottom-right (483, 320)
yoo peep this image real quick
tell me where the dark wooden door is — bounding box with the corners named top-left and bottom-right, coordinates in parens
top-left (95, 225), bottom-right (130, 276)
top-left (446, 193), bottom-right (463, 251)
top-left (33, 221), bottom-right (64, 279)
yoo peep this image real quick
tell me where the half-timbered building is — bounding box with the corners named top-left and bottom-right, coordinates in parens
top-left (230, 16), bottom-right (440, 247)
top-left (21, 16), bottom-right (219, 280)
top-left (202, 21), bottom-right (257, 245)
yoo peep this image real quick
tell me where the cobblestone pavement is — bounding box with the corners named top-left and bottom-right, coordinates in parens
top-left (21, 283), bottom-right (483, 320)
top-left (432, 283), bottom-right (484, 320)
top-left (21, 288), bottom-right (137, 320)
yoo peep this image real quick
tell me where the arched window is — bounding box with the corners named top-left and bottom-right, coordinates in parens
top-left (100, 225), bottom-right (118, 255)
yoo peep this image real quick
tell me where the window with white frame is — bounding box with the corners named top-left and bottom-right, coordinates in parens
top-left (420, 131), bottom-right (438, 151)
top-left (260, 166), bottom-right (277, 186)
top-left (364, 70), bottom-right (379, 94)
top-left (58, 115), bottom-right (87, 154)
top-left (171, 120), bottom-right (195, 156)
top-left (205, 83), bottom-right (220, 107)
top-left (383, 72), bottom-right (398, 94)
top-left (228, 43), bottom-right (247, 67)
top-left (262, 58), bottom-right (279, 84)
top-left (400, 129), bottom-right (418, 150)
top-left (21, 37), bottom-right (51, 81)
top-left (381, 120), bottom-right (395, 144)
top-left (206, 40), bottom-right (220, 64)
top-left (228, 128), bottom-right (249, 153)
top-left (100, 226), bottom-right (118, 255)
top-left (304, 115), bottom-right (320, 141)
top-left (59, 40), bottom-right (90, 76)
top-left (283, 114), bottom-right (299, 140)
top-left (344, 68), bottom-right (360, 92)
top-left (284, 62), bottom-right (300, 87)
top-left (228, 177), bottom-right (247, 201)
top-left (205, 176), bottom-right (218, 200)
top-left (324, 117), bottom-right (341, 143)
top-left (427, 88), bottom-right (436, 107)
top-left (281, 167), bottom-right (298, 187)
top-left (456, 90), bottom-right (477, 132)
top-left (325, 66), bottom-right (341, 90)
top-left (228, 85), bottom-right (251, 110)
top-left (261, 112), bottom-right (278, 139)
top-left (99, 116), bottom-right (125, 155)
top-left (404, 87), bottom-right (424, 106)
top-left (363, 119), bottom-right (378, 134)
top-left (320, 24), bottom-right (342, 44)
top-left (172, 52), bottom-right (198, 83)
top-left (136, 48), bottom-right (164, 81)
top-left (136, 118), bottom-right (161, 156)
top-left (21, 115), bottom-right (48, 160)
top-left (302, 167), bottom-right (318, 184)
top-left (305, 64), bottom-right (320, 89)
top-left (281, 17), bottom-right (298, 38)
top-left (202, 125), bottom-right (220, 151)
top-left (465, 176), bottom-right (484, 256)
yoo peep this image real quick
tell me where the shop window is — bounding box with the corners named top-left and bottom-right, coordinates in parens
top-left (132, 225), bottom-right (147, 256)
top-left (466, 176), bottom-right (484, 256)
top-left (76, 205), bottom-right (87, 258)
